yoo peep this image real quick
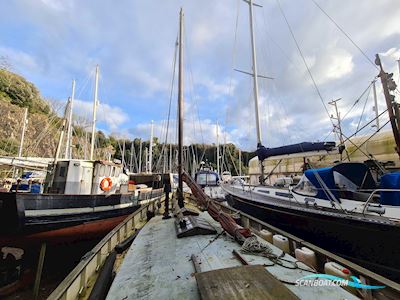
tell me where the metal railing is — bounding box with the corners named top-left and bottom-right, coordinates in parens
top-left (47, 194), bottom-right (164, 300)
top-left (362, 189), bottom-right (400, 215)
top-left (183, 194), bottom-right (400, 300)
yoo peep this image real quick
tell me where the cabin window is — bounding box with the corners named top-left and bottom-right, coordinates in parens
top-left (293, 176), bottom-right (317, 196)
top-left (196, 173), bottom-right (218, 186)
top-left (111, 167), bottom-right (115, 177)
top-left (99, 165), bottom-right (105, 176)
top-left (333, 171), bottom-right (358, 191)
top-left (59, 166), bottom-right (67, 177)
top-left (105, 165), bottom-right (111, 176)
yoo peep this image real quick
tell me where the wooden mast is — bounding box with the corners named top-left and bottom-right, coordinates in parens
top-left (375, 54), bottom-right (400, 157)
top-left (65, 79), bottom-right (75, 159)
top-left (90, 65), bottom-right (99, 161)
top-left (177, 8), bottom-right (185, 208)
top-left (18, 107), bottom-right (28, 158)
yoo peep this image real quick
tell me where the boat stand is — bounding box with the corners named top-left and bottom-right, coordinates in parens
top-left (33, 242), bottom-right (46, 300)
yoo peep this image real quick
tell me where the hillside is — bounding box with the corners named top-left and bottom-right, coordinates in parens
top-left (0, 69), bottom-right (58, 157)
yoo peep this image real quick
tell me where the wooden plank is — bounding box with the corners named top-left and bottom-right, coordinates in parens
top-left (195, 265), bottom-right (299, 300)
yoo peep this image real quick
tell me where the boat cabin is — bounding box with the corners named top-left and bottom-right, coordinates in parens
top-left (195, 170), bottom-right (220, 188)
top-left (292, 162), bottom-right (379, 202)
top-left (46, 159), bottom-right (128, 195)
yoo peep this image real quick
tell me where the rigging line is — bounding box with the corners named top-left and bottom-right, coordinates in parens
top-left (156, 36), bottom-right (179, 171)
top-left (227, 145), bottom-right (240, 176)
top-left (261, 7), bottom-right (302, 74)
top-left (226, 0), bottom-right (241, 129)
top-left (342, 108), bottom-right (388, 143)
top-left (75, 69), bottom-right (93, 100)
top-left (346, 119), bottom-right (391, 159)
top-left (322, 128), bottom-right (333, 142)
top-left (355, 83), bottom-right (372, 134)
top-left (276, 0), bottom-right (334, 129)
top-left (341, 79), bottom-right (375, 123)
top-left (310, 0), bottom-right (378, 70)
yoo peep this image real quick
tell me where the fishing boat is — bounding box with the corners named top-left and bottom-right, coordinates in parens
top-left (0, 67), bottom-right (163, 247)
top-left (221, 0), bottom-right (400, 281)
top-left (47, 8), bottom-right (400, 299)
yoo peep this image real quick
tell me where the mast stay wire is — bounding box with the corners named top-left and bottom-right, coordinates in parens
top-left (310, 0), bottom-right (378, 70)
top-left (276, 0), bottom-right (335, 131)
top-left (256, 9), bottom-right (290, 145)
top-left (155, 35), bottom-right (178, 172)
top-left (340, 80), bottom-right (375, 123)
top-left (184, 23), bottom-right (208, 165)
top-left (355, 83), bottom-right (372, 134)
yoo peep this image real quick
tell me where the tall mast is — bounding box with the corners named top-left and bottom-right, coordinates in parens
top-left (245, 0), bottom-right (266, 184)
top-left (130, 141), bottom-right (134, 172)
top-left (177, 8), bottom-right (185, 208)
top-left (149, 120), bottom-right (154, 173)
top-left (216, 121), bottom-right (220, 174)
top-left (375, 54), bottom-right (400, 157)
top-left (248, 0), bottom-right (262, 146)
top-left (18, 108), bottom-right (28, 158)
top-left (169, 143), bottom-right (172, 172)
top-left (138, 138), bottom-right (142, 173)
top-left (145, 147), bottom-right (148, 173)
top-left (65, 79), bottom-right (75, 159)
top-left (90, 65), bottom-right (99, 161)
top-left (238, 148), bottom-right (242, 177)
top-left (372, 80), bottom-right (380, 130)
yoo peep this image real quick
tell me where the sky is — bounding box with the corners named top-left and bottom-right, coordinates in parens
top-left (0, 0), bottom-right (399, 151)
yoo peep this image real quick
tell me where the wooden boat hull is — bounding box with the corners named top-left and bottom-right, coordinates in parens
top-left (0, 192), bottom-right (142, 247)
top-left (224, 187), bottom-right (400, 282)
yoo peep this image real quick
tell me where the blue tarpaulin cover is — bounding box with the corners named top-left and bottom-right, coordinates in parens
top-left (380, 172), bottom-right (400, 206)
top-left (304, 167), bottom-right (338, 200)
top-left (304, 163), bottom-right (376, 201)
top-left (256, 142), bottom-right (336, 161)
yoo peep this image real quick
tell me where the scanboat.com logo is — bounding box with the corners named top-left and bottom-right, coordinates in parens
top-left (296, 274), bottom-right (385, 290)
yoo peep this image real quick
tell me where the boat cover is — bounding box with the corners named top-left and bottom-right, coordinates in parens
top-left (380, 172), bottom-right (400, 205)
top-left (304, 167), bottom-right (338, 200)
top-left (304, 163), bottom-right (376, 201)
top-left (256, 142), bottom-right (336, 161)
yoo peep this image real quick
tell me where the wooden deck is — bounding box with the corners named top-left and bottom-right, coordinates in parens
top-left (106, 212), bottom-right (357, 300)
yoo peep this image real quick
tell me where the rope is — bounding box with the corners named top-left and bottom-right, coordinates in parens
top-left (276, 0), bottom-right (334, 130)
top-left (310, 0), bottom-right (378, 70)
top-left (355, 84), bottom-right (372, 134)
top-left (240, 236), bottom-right (316, 273)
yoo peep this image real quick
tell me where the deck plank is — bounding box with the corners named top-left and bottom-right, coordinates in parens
top-left (195, 265), bottom-right (299, 300)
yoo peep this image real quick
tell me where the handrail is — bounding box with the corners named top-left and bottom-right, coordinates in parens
top-left (183, 194), bottom-right (400, 298)
top-left (48, 194), bottom-right (164, 300)
top-left (361, 188), bottom-right (400, 215)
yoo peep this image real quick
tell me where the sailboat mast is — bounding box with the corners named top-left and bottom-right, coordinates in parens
top-left (149, 120), bottom-right (154, 173)
top-left (375, 54), bottom-right (400, 157)
top-left (65, 79), bottom-right (75, 159)
top-left (177, 8), bottom-right (185, 208)
top-left (238, 148), bottom-right (242, 177)
top-left (248, 0), bottom-right (262, 146)
top-left (216, 121), bottom-right (220, 174)
top-left (138, 138), bottom-right (142, 173)
top-left (372, 80), bottom-right (380, 130)
top-left (18, 108), bottom-right (28, 158)
top-left (90, 65), bottom-right (99, 161)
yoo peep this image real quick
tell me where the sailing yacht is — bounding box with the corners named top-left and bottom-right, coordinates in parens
top-left (221, 0), bottom-right (400, 281)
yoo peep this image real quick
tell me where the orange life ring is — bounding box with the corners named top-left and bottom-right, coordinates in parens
top-left (100, 177), bottom-right (113, 191)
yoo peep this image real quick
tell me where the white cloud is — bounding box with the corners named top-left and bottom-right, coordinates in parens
top-left (2, 0), bottom-right (400, 151)
top-left (73, 99), bottom-right (129, 131)
top-left (0, 46), bottom-right (41, 74)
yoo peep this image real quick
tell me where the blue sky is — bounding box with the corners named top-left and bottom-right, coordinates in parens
top-left (1, 0), bottom-right (399, 150)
